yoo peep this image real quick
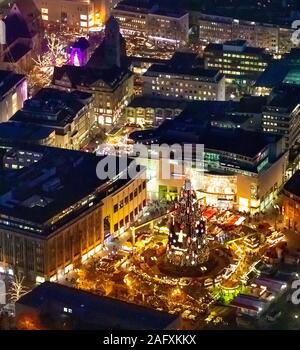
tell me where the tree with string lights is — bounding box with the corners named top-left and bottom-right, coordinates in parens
top-left (9, 276), bottom-right (29, 304)
top-left (29, 33), bottom-right (68, 91)
top-left (167, 178), bottom-right (210, 267)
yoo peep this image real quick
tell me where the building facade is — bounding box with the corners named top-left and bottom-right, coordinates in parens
top-left (142, 52), bottom-right (225, 102)
top-left (141, 140), bottom-right (287, 213)
top-left (283, 170), bottom-right (300, 232)
top-left (197, 13), bottom-right (296, 54)
top-left (34, 0), bottom-right (113, 29)
top-left (204, 40), bottom-right (271, 83)
top-left (262, 85), bottom-right (300, 152)
top-left (112, 1), bottom-right (189, 46)
top-left (34, 0), bottom-right (93, 30)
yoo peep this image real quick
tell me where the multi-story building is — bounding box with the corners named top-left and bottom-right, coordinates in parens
top-left (125, 96), bottom-right (187, 126)
top-left (130, 100), bottom-right (288, 212)
top-left (112, 0), bottom-right (189, 46)
top-left (52, 64), bottom-right (133, 126)
top-left (0, 143), bottom-right (147, 282)
top-left (203, 40), bottom-right (271, 85)
top-left (10, 88), bottom-right (94, 150)
top-left (0, 70), bottom-right (27, 123)
top-left (142, 52), bottom-right (225, 101)
top-left (262, 85), bottom-right (300, 152)
top-left (283, 170), bottom-right (300, 232)
top-left (197, 13), bottom-right (296, 54)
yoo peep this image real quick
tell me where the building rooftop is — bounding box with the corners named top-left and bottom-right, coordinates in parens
top-left (127, 95), bottom-right (187, 109)
top-left (150, 7), bottom-right (188, 18)
top-left (252, 277), bottom-right (287, 294)
top-left (264, 84), bottom-right (300, 111)
top-left (17, 282), bottom-right (178, 330)
top-left (4, 13), bottom-right (31, 46)
top-left (231, 294), bottom-right (267, 312)
top-left (204, 41), bottom-right (269, 56)
top-left (145, 64), bottom-right (220, 78)
top-left (284, 170), bottom-right (300, 198)
top-left (4, 43), bottom-right (32, 62)
top-left (129, 56), bottom-right (166, 65)
top-left (115, 0), bottom-right (188, 18)
top-left (131, 123), bottom-right (281, 159)
top-left (8, 0), bottom-right (41, 20)
top-left (130, 99), bottom-right (281, 159)
top-left (0, 70), bottom-right (25, 98)
top-left (11, 88), bottom-right (93, 128)
top-left (0, 143), bottom-right (139, 235)
top-left (144, 51), bottom-right (222, 80)
top-left (0, 122), bottom-right (54, 143)
top-left (255, 61), bottom-right (295, 88)
top-left (53, 64), bottom-right (132, 90)
top-left (111, 0), bottom-right (299, 27)
top-left (135, 96), bottom-right (265, 125)
top-left (72, 37), bottom-right (90, 51)
top-left (255, 50), bottom-right (300, 89)
top-left (177, 0), bottom-right (296, 27)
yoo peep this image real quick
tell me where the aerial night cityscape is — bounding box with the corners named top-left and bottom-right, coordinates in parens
top-left (0, 0), bottom-right (300, 340)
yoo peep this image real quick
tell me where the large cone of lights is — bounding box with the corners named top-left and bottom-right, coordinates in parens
top-left (167, 178), bottom-right (210, 267)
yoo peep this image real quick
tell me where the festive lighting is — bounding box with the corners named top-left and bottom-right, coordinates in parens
top-left (167, 178), bottom-right (210, 267)
top-left (9, 276), bottom-right (28, 304)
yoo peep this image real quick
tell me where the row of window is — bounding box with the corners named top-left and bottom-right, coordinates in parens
top-left (114, 200), bottom-right (147, 232)
top-left (151, 92), bottom-right (216, 101)
top-left (113, 182), bottom-right (146, 213)
top-left (151, 80), bottom-right (215, 90)
top-left (151, 86), bottom-right (216, 95)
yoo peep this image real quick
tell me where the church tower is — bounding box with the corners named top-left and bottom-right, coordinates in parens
top-left (104, 16), bottom-right (121, 67)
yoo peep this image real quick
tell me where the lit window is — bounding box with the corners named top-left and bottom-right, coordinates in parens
top-left (63, 307), bottom-right (72, 314)
top-left (36, 276), bottom-right (45, 284)
top-left (80, 21), bottom-right (87, 27)
top-left (12, 92), bottom-right (18, 115)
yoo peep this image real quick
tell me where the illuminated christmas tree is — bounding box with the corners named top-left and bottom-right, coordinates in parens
top-left (167, 178), bottom-right (209, 267)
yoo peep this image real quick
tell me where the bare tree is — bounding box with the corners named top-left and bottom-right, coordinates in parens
top-left (9, 276), bottom-right (29, 304)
